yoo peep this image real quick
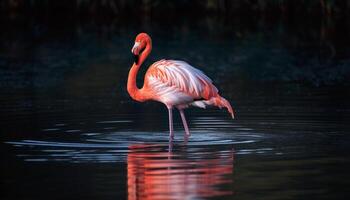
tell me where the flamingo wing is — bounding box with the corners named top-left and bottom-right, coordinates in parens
top-left (144, 60), bottom-right (218, 105)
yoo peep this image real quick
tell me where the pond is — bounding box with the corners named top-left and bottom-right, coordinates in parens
top-left (1, 16), bottom-right (350, 200)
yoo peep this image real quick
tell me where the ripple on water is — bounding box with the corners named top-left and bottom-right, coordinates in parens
top-left (5, 116), bottom-right (277, 163)
top-left (5, 129), bottom-right (267, 163)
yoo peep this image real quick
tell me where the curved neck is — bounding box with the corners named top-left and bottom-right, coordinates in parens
top-left (127, 41), bottom-right (152, 102)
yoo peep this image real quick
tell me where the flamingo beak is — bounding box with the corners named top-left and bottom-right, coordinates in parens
top-left (132, 42), bottom-right (140, 64)
top-left (131, 42), bottom-right (140, 55)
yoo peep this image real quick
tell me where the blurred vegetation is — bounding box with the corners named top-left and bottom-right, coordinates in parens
top-left (0, 0), bottom-right (349, 87)
top-left (1, 0), bottom-right (349, 19)
top-left (1, 0), bottom-right (349, 45)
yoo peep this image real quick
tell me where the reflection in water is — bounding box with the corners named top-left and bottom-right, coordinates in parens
top-left (127, 144), bottom-right (234, 200)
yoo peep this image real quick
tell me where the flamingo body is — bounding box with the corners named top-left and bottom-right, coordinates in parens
top-left (144, 59), bottom-right (218, 107)
top-left (127, 33), bottom-right (234, 139)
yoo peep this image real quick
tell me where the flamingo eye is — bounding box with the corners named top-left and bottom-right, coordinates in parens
top-left (139, 43), bottom-right (146, 54)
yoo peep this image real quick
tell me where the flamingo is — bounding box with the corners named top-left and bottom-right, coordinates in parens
top-left (127, 33), bottom-right (234, 139)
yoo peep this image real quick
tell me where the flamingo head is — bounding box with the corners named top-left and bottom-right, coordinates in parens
top-left (131, 33), bottom-right (151, 64)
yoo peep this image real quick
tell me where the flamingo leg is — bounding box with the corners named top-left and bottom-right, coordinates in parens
top-left (168, 107), bottom-right (174, 140)
top-left (168, 138), bottom-right (173, 152)
top-left (179, 109), bottom-right (190, 136)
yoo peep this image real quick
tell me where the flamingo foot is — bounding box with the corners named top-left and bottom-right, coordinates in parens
top-left (184, 134), bottom-right (189, 145)
top-left (168, 137), bottom-right (174, 152)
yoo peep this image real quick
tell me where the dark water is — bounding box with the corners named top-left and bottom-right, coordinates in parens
top-left (1, 18), bottom-right (350, 200)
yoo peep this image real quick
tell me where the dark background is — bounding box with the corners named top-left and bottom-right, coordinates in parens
top-left (1, 0), bottom-right (349, 134)
top-left (1, 1), bottom-right (350, 200)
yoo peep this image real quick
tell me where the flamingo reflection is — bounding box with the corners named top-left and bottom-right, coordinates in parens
top-left (127, 144), bottom-right (234, 200)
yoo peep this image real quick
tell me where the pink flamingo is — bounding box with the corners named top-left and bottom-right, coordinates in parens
top-left (127, 33), bottom-right (234, 139)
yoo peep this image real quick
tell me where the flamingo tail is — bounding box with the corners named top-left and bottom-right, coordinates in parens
top-left (191, 95), bottom-right (235, 119)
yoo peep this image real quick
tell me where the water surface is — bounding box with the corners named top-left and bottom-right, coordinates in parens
top-left (1, 17), bottom-right (350, 200)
